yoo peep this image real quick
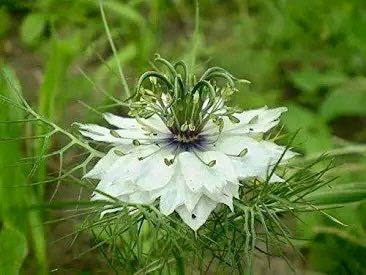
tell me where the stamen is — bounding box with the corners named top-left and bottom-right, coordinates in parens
top-left (228, 115), bottom-right (240, 124)
top-left (164, 158), bottom-right (174, 166)
top-left (110, 129), bottom-right (162, 142)
top-left (110, 130), bottom-right (121, 138)
top-left (137, 142), bottom-right (174, 163)
top-left (238, 148), bottom-right (248, 157)
top-left (113, 149), bottom-right (125, 156)
top-left (131, 57), bottom-right (249, 143)
top-left (207, 160), bottom-right (217, 167)
top-left (193, 151), bottom-right (216, 168)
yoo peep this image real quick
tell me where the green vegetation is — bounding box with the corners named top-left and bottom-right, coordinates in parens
top-left (0, 0), bottom-right (366, 274)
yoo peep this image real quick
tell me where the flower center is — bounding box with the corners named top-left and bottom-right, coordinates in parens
top-left (175, 133), bottom-right (199, 144)
top-left (167, 132), bottom-right (208, 152)
top-left (129, 55), bottom-right (250, 138)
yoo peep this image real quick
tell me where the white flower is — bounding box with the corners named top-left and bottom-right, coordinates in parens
top-left (78, 59), bottom-right (296, 230)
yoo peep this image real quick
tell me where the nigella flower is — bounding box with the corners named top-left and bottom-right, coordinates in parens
top-left (78, 56), bottom-right (296, 230)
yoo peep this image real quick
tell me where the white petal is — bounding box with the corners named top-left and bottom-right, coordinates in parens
top-left (217, 136), bottom-right (296, 181)
top-left (217, 193), bottom-right (233, 211)
top-left (159, 176), bottom-right (184, 215)
top-left (103, 113), bottom-right (139, 129)
top-left (137, 114), bottom-right (171, 134)
top-left (84, 148), bottom-right (119, 179)
top-left (114, 128), bottom-right (157, 141)
top-left (100, 207), bottom-right (123, 218)
top-left (216, 135), bottom-right (295, 162)
top-left (201, 120), bottom-right (220, 136)
top-left (178, 152), bottom-right (204, 192)
top-left (223, 182), bottom-right (240, 199)
top-left (95, 145), bottom-right (158, 192)
top-left (135, 151), bottom-right (175, 191)
top-left (102, 155), bottom-right (141, 182)
top-left (232, 157), bottom-right (288, 183)
top-left (128, 191), bottom-right (158, 204)
top-left (223, 106), bottom-right (287, 134)
top-left (260, 140), bottom-right (298, 161)
top-left (78, 120), bottom-right (165, 145)
top-left (233, 161), bottom-right (286, 183)
top-left (92, 179), bottom-right (137, 201)
top-left (78, 123), bottom-right (120, 142)
top-left (176, 196), bottom-right (217, 231)
top-left (268, 173), bottom-right (286, 183)
top-left (78, 123), bottom-right (147, 144)
top-left (183, 188), bottom-right (201, 212)
top-left (159, 186), bottom-right (182, 215)
top-left (158, 163), bottom-right (203, 214)
top-left (214, 135), bottom-right (247, 156)
top-left (206, 191), bottom-right (234, 211)
top-left (91, 144), bottom-right (167, 202)
top-left (231, 158), bottom-right (261, 179)
top-left (209, 182), bottom-right (240, 211)
top-left (199, 151), bottom-right (238, 183)
top-left (84, 145), bottom-right (138, 179)
top-left (178, 152), bottom-right (226, 194)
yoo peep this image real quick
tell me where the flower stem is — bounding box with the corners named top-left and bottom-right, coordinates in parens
top-left (175, 254), bottom-right (185, 275)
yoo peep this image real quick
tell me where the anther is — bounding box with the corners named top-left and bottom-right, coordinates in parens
top-left (238, 148), bottom-right (248, 157)
top-left (228, 115), bottom-right (240, 124)
top-left (133, 139), bottom-right (141, 146)
top-left (164, 158), bottom-right (174, 166)
top-left (110, 130), bottom-right (121, 138)
top-left (207, 160), bottom-right (216, 167)
top-left (114, 149), bottom-right (125, 156)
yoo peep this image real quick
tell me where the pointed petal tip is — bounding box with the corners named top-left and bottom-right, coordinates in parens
top-left (278, 106), bottom-right (288, 113)
top-left (103, 112), bottom-right (112, 119)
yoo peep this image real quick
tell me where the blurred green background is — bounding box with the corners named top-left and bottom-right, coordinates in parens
top-left (0, 0), bottom-right (366, 274)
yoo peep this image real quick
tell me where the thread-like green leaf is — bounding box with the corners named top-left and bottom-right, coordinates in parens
top-left (305, 182), bottom-right (366, 206)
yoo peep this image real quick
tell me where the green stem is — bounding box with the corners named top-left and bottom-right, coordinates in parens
top-left (175, 254), bottom-right (185, 275)
top-left (99, 0), bottom-right (131, 98)
top-left (189, 0), bottom-right (200, 73)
